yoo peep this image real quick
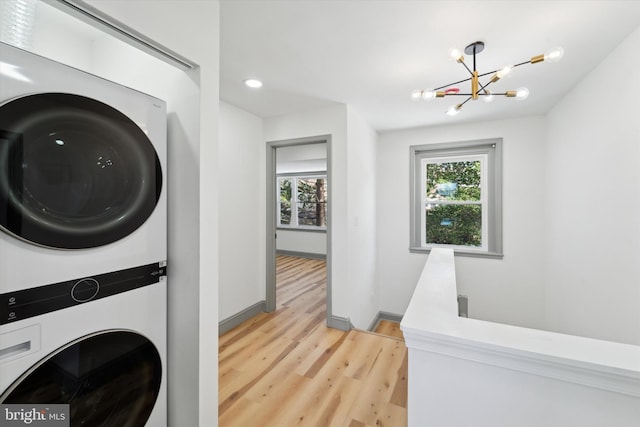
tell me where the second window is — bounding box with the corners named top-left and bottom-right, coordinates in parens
top-left (278, 175), bottom-right (327, 229)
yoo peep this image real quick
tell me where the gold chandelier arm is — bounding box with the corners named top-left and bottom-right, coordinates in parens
top-left (471, 71), bottom-right (479, 100)
top-left (531, 54), bottom-right (545, 64)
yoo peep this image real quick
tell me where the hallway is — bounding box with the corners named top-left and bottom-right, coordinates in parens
top-left (219, 256), bottom-right (407, 426)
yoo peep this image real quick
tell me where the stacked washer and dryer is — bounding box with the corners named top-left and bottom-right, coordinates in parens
top-left (0, 42), bottom-right (168, 426)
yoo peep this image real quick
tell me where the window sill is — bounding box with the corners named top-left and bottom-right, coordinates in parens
top-left (409, 246), bottom-right (503, 259)
top-left (277, 226), bottom-right (327, 234)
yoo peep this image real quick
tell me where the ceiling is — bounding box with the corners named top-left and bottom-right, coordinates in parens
top-left (220, 0), bottom-right (640, 132)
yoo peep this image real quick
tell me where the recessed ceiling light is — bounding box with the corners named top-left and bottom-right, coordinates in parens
top-left (244, 79), bottom-right (262, 88)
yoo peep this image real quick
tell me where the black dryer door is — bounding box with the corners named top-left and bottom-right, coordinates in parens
top-left (0, 330), bottom-right (162, 427)
top-left (0, 93), bottom-right (162, 249)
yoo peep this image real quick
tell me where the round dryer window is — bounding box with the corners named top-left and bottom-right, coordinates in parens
top-left (0, 330), bottom-right (162, 426)
top-left (0, 93), bottom-right (162, 249)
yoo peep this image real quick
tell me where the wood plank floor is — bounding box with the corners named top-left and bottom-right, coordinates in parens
top-left (219, 256), bottom-right (408, 427)
top-left (373, 320), bottom-right (405, 341)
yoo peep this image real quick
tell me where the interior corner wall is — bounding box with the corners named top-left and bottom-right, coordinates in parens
top-left (544, 25), bottom-right (640, 346)
top-left (219, 101), bottom-right (265, 321)
top-left (264, 105), bottom-right (352, 321)
top-left (377, 117), bottom-right (548, 330)
top-left (85, 1), bottom-right (220, 425)
top-left (346, 106), bottom-right (380, 328)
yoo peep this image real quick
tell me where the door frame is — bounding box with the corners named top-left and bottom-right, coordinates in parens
top-left (266, 135), bottom-right (332, 324)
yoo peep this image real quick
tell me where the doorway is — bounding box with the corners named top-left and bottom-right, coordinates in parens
top-left (266, 136), bottom-right (332, 325)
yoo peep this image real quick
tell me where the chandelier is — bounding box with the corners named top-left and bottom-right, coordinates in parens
top-left (412, 41), bottom-right (563, 116)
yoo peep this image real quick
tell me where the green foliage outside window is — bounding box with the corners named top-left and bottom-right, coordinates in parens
top-left (426, 204), bottom-right (481, 246)
top-left (279, 178), bottom-right (292, 224)
top-left (297, 178), bottom-right (327, 227)
top-left (278, 176), bottom-right (327, 227)
top-left (425, 160), bottom-right (482, 247)
top-left (426, 161), bottom-right (481, 201)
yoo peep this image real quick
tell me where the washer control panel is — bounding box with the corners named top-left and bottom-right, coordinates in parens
top-left (0, 262), bottom-right (167, 325)
top-left (71, 278), bottom-right (100, 303)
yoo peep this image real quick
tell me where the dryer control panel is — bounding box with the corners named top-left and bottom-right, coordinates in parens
top-left (0, 262), bottom-right (167, 325)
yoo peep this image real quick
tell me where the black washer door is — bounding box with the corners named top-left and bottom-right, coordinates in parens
top-left (0, 330), bottom-right (162, 427)
top-left (0, 93), bottom-right (162, 249)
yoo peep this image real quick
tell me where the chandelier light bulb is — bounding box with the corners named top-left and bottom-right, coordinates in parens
top-left (412, 90), bottom-right (436, 100)
top-left (446, 104), bottom-right (462, 116)
top-left (515, 87), bottom-right (529, 100)
top-left (411, 90), bottom-right (423, 100)
top-left (496, 66), bottom-right (512, 79)
top-left (483, 91), bottom-right (494, 103)
top-left (450, 48), bottom-right (464, 62)
top-left (421, 90), bottom-right (436, 100)
top-left (544, 46), bottom-right (564, 62)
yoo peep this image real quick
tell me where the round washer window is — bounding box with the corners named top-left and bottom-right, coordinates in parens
top-left (0, 93), bottom-right (162, 249)
top-left (0, 330), bottom-right (162, 427)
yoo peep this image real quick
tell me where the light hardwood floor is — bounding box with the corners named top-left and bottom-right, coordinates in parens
top-left (373, 320), bottom-right (405, 341)
top-left (219, 256), bottom-right (408, 427)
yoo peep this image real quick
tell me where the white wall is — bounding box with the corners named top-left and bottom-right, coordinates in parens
top-left (276, 143), bottom-right (327, 173)
top-left (29, 1), bottom-right (94, 70)
top-left (377, 117), bottom-right (549, 330)
top-left (85, 1), bottom-right (220, 425)
top-left (265, 106), bottom-right (349, 321)
top-left (265, 105), bottom-right (380, 329)
top-left (218, 101), bottom-right (265, 321)
top-left (346, 106), bottom-right (380, 328)
top-left (276, 230), bottom-right (327, 255)
top-left (544, 26), bottom-right (640, 346)
top-left (408, 349), bottom-right (640, 427)
top-left (264, 104), bottom-right (384, 329)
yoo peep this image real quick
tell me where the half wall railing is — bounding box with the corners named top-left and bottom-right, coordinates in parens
top-left (401, 248), bottom-right (640, 427)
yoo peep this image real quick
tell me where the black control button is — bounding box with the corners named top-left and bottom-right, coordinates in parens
top-left (71, 278), bottom-right (100, 303)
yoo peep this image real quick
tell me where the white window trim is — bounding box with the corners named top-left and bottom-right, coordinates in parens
top-left (410, 139), bottom-right (503, 259)
top-left (277, 173), bottom-right (327, 230)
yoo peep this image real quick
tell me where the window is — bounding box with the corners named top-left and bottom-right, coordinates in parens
top-left (278, 174), bottom-right (327, 229)
top-left (410, 139), bottom-right (502, 258)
